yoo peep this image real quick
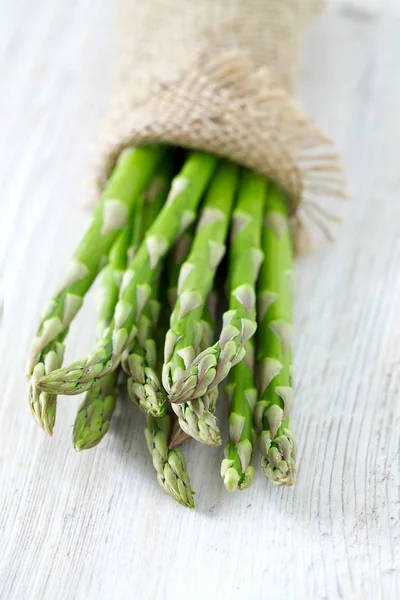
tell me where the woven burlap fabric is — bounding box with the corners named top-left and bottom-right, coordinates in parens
top-left (115, 0), bottom-right (308, 92)
top-left (95, 0), bottom-right (344, 250)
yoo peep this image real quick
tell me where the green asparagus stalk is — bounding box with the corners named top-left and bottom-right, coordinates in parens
top-left (163, 160), bottom-right (238, 401)
top-left (72, 192), bottom-right (146, 451)
top-left (96, 213), bottom-right (143, 339)
top-left (163, 161), bottom-right (238, 444)
top-left (221, 339), bottom-right (257, 491)
top-left (254, 184), bottom-right (296, 486)
top-left (28, 145), bottom-right (165, 434)
top-left (165, 230), bottom-right (219, 447)
top-left (219, 175), bottom-right (265, 490)
top-left (144, 258), bottom-right (195, 508)
top-left (165, 231), bottom-right (197, 448)
top-left (169, 169), bottom-right (266, 404)
top-left (38, 152), bottom-right (218, 395)
top-left (123, 160), bottom-right (173, 417)
top-left (145, 413), bottom-right (195, 508)
top-left (125, 290), bottom-right (166, 416)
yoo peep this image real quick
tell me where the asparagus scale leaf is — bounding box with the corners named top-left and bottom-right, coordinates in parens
top-left (169, 417), bottom-right (193, 449)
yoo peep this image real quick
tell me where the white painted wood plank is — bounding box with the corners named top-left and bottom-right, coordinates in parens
top-left (0, 1), bottom-right (399, 599)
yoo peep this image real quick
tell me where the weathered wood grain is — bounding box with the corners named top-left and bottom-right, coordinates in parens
top-left (0, 1), bottom-right (399, 598)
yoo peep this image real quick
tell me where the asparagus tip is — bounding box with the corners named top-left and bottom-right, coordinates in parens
top-left (261, 457), bottom-right (296, 487)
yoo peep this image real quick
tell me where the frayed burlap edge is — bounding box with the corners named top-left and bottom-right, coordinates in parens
top-left (94, 52), bottom-right (346, 255)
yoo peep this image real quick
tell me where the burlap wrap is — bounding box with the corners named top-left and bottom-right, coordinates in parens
top-left (95, 0), bottom-right (344, 251)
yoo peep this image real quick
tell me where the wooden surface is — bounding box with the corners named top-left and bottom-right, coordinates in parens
top-left (1, 1), bottom-right (400, 598)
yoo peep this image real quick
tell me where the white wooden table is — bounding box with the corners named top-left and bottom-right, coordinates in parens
top-left (1, 1), bottom-right (400, 598)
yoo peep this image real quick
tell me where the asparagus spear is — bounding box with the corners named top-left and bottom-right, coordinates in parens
top-left (72, 191), bottom-right (146, 451)
top-left (169, 169), bottom-right (266, 404)
top-left (28, 145), bottom-right (165, 434)
top-left (162, 161), bottom-right (240, 445)
top-left (165, 231), bottom-right (197, 448)
top-left (163, 160), bottom-right (238, 402)
top-left (145, 413), bottom-right (195, 508)
top-left (144, 263), bottom-right (195, 508)
top-left (38, 152), bottom-right (218, 395)
top-left (221, 339), bottom-right (257, 491)
top-left (123, 160), bottom-right (173, 417)
top-left (219, 177), bottom-right (265, 491)
top-left (125, 290), bottom-right (166, 416)
top-left (254, 184), bottom-right (296, 486)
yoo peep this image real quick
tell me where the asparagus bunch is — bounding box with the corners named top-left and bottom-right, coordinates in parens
top-left (255, 184), bottom-right (296, 486)
top-left (29, 146), bottom-right (302, 507)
